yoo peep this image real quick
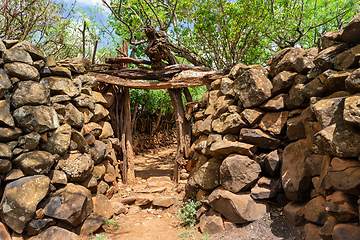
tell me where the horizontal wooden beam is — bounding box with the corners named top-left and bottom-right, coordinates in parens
top-left (88, 70), bottom-right (222, 89)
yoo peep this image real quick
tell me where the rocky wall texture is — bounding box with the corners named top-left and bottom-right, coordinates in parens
top-left (188, 12), bottom-right (360, 239)
top-left (0, 40), bottom-right (121, 239)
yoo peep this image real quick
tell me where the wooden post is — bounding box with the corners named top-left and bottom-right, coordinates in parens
top-left (168, 88), bottom-right (192, 182)
top-left (124, 87), bottom-right (135, 184)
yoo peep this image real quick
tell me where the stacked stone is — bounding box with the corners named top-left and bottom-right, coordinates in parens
top-left (187, 13), bottom-right (360, 238)
top-left (0, 40), bottom-right (121, 238)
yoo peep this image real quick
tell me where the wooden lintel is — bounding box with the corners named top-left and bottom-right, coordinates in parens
top-left (88, 70), bottom-right (222, 89)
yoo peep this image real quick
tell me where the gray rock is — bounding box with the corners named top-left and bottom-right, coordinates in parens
top-left (25, 218), bottom-right (56, 236)
top-left (11, 81), bottom-right (50, 108)
top-left (71, 130), bottom-right (90, 153)
top-left (240, 128), bottom-right (281, 149)
top-left (272, 71), bottom-right (298, 94)
top-left (0, 159), bottom-right (12, 174)
top-left (0, 175), bottom-right (50, 234)
top-left (91, 104), bottom-right (109, 122)
top-left (64, 103), bottom-right (84, 128)
top-left (13, 151), bottom-right (55, 175)
top-left (220, 154), bottom-right (261, 193)
top-left (313, 43), bottom-right (349, 71)
top-left (56, 153), bottom-right (93, 182)
top-left (340, 12), bottom-right (360, 44)
top-left (17, 132), bottom-right (40, 151)
top-left (89, 140), bottom-right (109, 164)
top-left (210, 140), bottom-right (257, 159)
top-left (0, 127), bottom-right (22, 141)
top-left (212, 112), bottom-right (247, 134)
top-left (0, 100), bottom-right (14, 127)
top-left (4, 62), bottom-right (39, 81)
top-left (13, 105), bottom-right (59, 133)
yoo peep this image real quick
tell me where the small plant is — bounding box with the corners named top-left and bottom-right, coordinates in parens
top-left (177, 199), bottom-right (201, 228)
top-left (105, 217), bottom-right (119, 230)
top-left (179, 230), bottom-right (195, 240)
top-left (200, 233), bottom-right (210, 240)
top-left (90, 233), bottom-right (111, 240)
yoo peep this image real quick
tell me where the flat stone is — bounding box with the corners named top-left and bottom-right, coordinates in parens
top-left (210, 140), bottom-right (257, 159)
top-left (10, 41), bottom-right (45, 60)
top-left (93, 194), bottom-right (114, 220)
top-left (4, 62), bottom-right (39, 81)
top-left (259, 111), bottom-right (289, 135)
top-left (25, 218), bottom-right (56, 236)
top-left (240, 108), bottom-right (264, 125)
top-left (240, 128), bottom-right (281, 149)
top-left (260, 94), bottom-right (287, 111)
top-left (3, 49), bottom-right (33, 65)
top-left (135, 195), bottom-right (154, 206)
top-left (320, 30), bottom-right (343, 49)
top-left (28, 226), bottom-right (80, 240)
top-left (4, 169), bottom-right (25, 182)
top-left (44, 183), bottom-right (93, 227)
top-left (40, 76), bottom-right (80, 98)
top-left (152, 197), bottom-right (176, 208)
top-left (311, 96), bottom-right (345, 129)
top-left (208, 188), bottom-right (267, 224)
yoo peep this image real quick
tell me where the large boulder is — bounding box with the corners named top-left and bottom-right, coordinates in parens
top-left (13, 105), bottom-right (59, 133)
top-left (208, 188), bottom-right (267, 224)
top-left (0, 175), bottom-right (50, 233)
top-left (4, 62), bottom-right (39, 81)
top-left (233, 68), bottom-right (273, 108)
top-left (9, 40), bottom-right (45, 60)
top-left (210, 140), bottom-right (257, 159)
top-left (281, 140), bottom-right (312, 201)
top-left (28, 226), bottom-right (81, 240)
top-left (220, 154), bottom-right (261, 193)
top-left (11, 81), bottom-right (50, 108)
top-left (193, 159), bottom-right (221, 190)
top-left (13, 151), bottom-right (55, 175)
top-left (44, 183), bottom-right (93, 227)
top-left (44, 124), bottom-right (71, 155)
top-left (340, 12), bottom-right (360, 44)
top-left (269, 47), bottom-right (304, 77)
top-left (56, 153), bottom-right (93, 182)
top-left (3, 48), bottom-right (33, 65)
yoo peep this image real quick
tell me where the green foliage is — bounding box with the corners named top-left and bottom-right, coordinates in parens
top-left (90, 233), bottom-right (111, 240)
top-left (105, 217), bottom-right (119, 230)
top-left (200, 233), bottom-right (210, 240)
top-left (177, 199), bottom-right (202, 228)
top-left (179, 230), bottom-right (195, 240)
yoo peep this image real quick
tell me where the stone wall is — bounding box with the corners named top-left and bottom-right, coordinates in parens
top-left (0, 40), bottom-right (121, 238)
top-left (187, 13), bottom-right (360, 238)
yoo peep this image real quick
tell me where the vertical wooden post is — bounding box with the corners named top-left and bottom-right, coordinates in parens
top-left (168, 88), bottom-right (192, 182)
top-left (124, 87), bottom-right (135, 184)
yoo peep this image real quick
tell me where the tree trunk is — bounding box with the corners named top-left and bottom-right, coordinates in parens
top-left (124, 87), bottom-right (135, 184)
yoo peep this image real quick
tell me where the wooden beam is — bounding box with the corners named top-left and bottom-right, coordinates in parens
top-left (88, 70), bottom-right (222, 89)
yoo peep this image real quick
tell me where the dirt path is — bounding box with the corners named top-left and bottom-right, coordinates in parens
top-left (90, 145), bottom-right (304, 240)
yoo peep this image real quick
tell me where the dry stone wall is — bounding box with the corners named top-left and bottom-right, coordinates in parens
top-left (188, 12), bottom-right (360, 239)
top-left (0, 40), bottom-right (121, 238)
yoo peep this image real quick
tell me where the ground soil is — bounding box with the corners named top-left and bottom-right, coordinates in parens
top-left (92, 145), bottom-right (305, 240)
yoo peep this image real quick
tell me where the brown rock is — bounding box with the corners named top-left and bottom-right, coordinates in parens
top-left (286, 84), bottom-right (307, 109)
top-left (10, 40), bottom-right (45, 60)
top-left (12, 81), bottom-right (50, 109)
top-left (305, 155), bottom-right (330, 176)
top-left (345, 68), bottom-right (360, 94)
top-left (0, 222), bottom-right (11, 240)
top-left (28, 226), bottom-right (80, 240)
top-left (344, 94), bottom-right (360, 126)
top-left (260, 94), bottom-right (287, 111)
top-left (0, 143), bottom-right (12, 159)
top-left (89, 140), bottom-right (109, 164)
top-left (56, 153), bottom-right (93, 182)
top-left (319, 216), bottom-right (338, 240)
top-left (91, 104), bottom-right (109, 122)
top-left (305, 196), bottom-right (327, 225)
top-left (135, 195), bottom-right (154, 206)
top-left (272, 71), bottom-right (297, 94)
top-left (40, 76), bottom-right (80, 97)
top-left (0, 100), bottom-right (14, 127)
top-left (64, 103), bottom-right (84, 128)
top-left (3, 48), bottom-right (33, 65)
top-left (13, 151), bottom-right (55, 175)
top-left (4, 62), bottom-right (39, 81)
top-left (197, 115), bottom-right (212, 135)
top-left (259, 111), bottom-right (289, 135)
top-left (240, 108), bottom-right (264, 125)
top-left (340, 12), bottom-right (360, 44)
top-left (281, 140), bottom-right (312, 201)
top-left (320, 30), bottom-right (343, 49)
top-left (313, 43), bottom-right (349, 71)
top-left (210, 140), bottom-right (257, 159)
top-left (48, 170), bottom-right (67, 186)
top-left (220, 154), bottom-right (261, 193)
top-left (264, 149), bottom-right (282, 177)
top-left (212, 112), bottom-right (246, 134)
top-left (199, 209), bottom-right (225, 234)
top-left (44, 183), bottom-right (93, 227)
top-left (326, 157), bottom-right (360, 196)
top-left (0, 69), bottom-right (12, 99)
top-left (293, 47), bottom-right (318, 74)
top-left (44, 124), bottom-right (71, 155)
top-left (82, 122), bottom-right (102, 137)
top-left (0, 175), bottom-right (50, 234)
top-left (208, 188), bottom-right (267, 224)
top-left (332, 224), bottom-right (360, 240)
top-left (59, 57), bottom-right (91, 74)
top-left (240, 128), bottom-right (281, 149)
top-left (71, 130), bottom-right (90, 153)
top-left (111, 200), bottom-right (128, 215)
top-left (80, 213), bottom-right (105, 236)
top-left (304, 223), bottom-right (322, 240)
top-left (93, 194), bottom-right (114, 219)
top-left (283, 201), bottom-right (306, 226)
top-left (334, 45), bottom-right (360, 70)
top-left (25, 218), bottom-right (56, 236)
top-left (270, 48), bottom-right (304, 77)
top-left (18, 132), bottom-right (40, 151)
top-left (311, 96), bottom-right (345, 129)
top-left (193, 159), bottom-right (221, 190)
top-left (233, 68), bottom-right (273, 108)
top-left (5, 169), bottom-right (25, 182)
top-left (323, 191), bottom-right (358, 222)
top-left (220, 77), bottom-right (234, 94)
top-left (152, 197), bottom-right (176, 208)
